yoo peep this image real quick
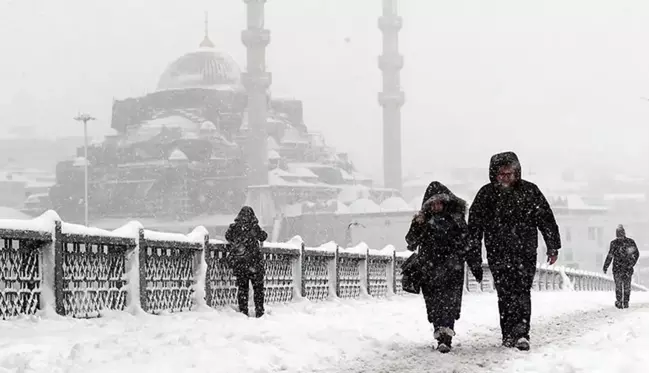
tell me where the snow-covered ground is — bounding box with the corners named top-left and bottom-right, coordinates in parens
top-left (496, 302), bottom-right (649, 373)
top-left (0, 291), bottom-right (647, 373)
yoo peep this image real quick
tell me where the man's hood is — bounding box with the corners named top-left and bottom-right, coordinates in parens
top-left (489, 151), bottom-right (522, 185)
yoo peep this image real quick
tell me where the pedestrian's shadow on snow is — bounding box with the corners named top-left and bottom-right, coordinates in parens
top-left (453, 341), bottom-right (511, 356)
top-left (409, 338), bottom-right (508, 357)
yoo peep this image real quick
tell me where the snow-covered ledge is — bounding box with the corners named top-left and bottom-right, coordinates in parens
top-left (37, 211), bottom-right (62, 317)
top-left (188, 226), bottom-right (210, 311)
top-left (112, 221), bottom-right (144, 315)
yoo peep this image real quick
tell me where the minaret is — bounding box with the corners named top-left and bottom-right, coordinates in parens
top-left (242, 0), bottom-right (271, 185)
top-left (378, 0), bottom-right (404, 191)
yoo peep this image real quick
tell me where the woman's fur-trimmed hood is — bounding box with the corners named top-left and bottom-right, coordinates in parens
top-left (420, 181), bottom-right (467, 218)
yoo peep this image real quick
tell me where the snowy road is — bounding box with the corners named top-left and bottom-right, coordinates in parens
top-left (0, 291), bottom-right (647, 373)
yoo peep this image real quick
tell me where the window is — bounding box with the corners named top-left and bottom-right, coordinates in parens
top-left (588, 227), bottom-right (596, 241)
top-left (595, 253), bottom-right (604, 268)
top-left (597, 227), bottom-right (604, 247)
top-left (565, 227), bottom-right (572, 242)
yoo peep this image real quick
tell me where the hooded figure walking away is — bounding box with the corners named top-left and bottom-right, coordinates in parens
top-left (225, 206), bottom-right (268, 318)
top-left (406, 181), bottom-right (484, 353)
top-left (603, 224), bottom-right (640, 309)
top-left (468, 152), bottom-right (561, 351)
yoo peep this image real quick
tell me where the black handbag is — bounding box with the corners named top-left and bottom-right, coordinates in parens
top-left (400, 252), bottom-right (422, 294)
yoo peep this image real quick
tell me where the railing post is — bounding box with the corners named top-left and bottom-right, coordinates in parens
top-left (191, 232), bottom-right (208, 309)
top-left (386, 249), bottom-right (396, 296)
top-left (53, 220), bottom-right (64, 316)
top-left (38, 217), bottom-right (56, 315)
top-left (203, 236), bottom-right (213, 308)
top-left (123, 223), bottom-right (143, 314)
top-left (335, 245), bottom-right (341, 297)
top-left (292, 242), bottom-right (305, 300)
top-left (138, 228), bottom-right (148, 313)
top-left (359, 248), bottom-right (370, 296)
top-left (328, 246), bottom-right (339, 299)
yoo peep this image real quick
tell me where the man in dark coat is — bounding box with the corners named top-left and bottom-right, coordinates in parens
top-left (603, 224), bottom-right (640, 309)
top-left (406, 181), bottom-right (483, 353)
top-left (468, 152), bottom-right (561, 351)
top-left (225, 206), bottom-right (268, 317)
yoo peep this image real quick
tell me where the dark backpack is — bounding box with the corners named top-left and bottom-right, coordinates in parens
top-left (226, 239), bottom-right (261, 269)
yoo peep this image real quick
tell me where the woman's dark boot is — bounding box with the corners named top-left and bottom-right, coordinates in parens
top-left (434, 327), bottom-right (455, 353)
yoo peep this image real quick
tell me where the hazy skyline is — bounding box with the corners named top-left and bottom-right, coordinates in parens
top-left (1, 0), bottom-right (649, 181)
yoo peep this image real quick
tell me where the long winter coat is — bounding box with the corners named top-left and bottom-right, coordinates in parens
top-left (405, 182), bottom-right (483, 319)
top-left (604, 236), bottom-right (640, 275)
top-left (468, 152), bottom-right (561, 271)
top-left (224, 206), bottom-right (268, 276)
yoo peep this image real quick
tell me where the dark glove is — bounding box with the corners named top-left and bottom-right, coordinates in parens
top-left (547, 248), bottom-right (559, 257)
top-left (471, 266), bottom-right (483, 283)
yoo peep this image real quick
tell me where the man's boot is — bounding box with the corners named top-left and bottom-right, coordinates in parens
top-left (502, 337), bottom-right (515, 348)
top-left (434, 327), bottom-right (455, 354)
top-left (514, 337), bottom-right (530, 351)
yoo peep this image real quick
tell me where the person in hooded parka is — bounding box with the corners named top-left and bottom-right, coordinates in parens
top-left (225, 206), bottom-right (268, 318)
top-left (603, 224), bottom-right (640, 309)
top-left (405, 181), bottom-right (484, 353)
top-left (468, 151), bottom-right (561, 351)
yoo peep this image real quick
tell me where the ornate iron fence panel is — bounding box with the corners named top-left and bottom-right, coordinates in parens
top-left (0, 238), bottom-right (43, 319)
top-left (394, 256), bottom-right (406, 295)
top-left (303, 253), bottom-right (331, 301)
top-left (338, 255), bottom-right (362, 299)
top-left (262, 250), bottom-right (295, 304)
top-left (59, 238), bottom-right (130, 318)
top-left (368, 256), bottom-right (390, 297)
top-left (205, 244), bottom-right (297, 307)
top-left (205, 244), bottom-right (238, 308)
top-left (142, 243), bottom-right (196, 314)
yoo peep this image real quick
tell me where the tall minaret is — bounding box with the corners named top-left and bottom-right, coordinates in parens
top-left (378, 0), bottom-right (404, 191)
top-left (242, 0), bottom-right (271, 185)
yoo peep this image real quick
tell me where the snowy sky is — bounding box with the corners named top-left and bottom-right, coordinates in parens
top-left (1, 0), bottom-right (649, 180)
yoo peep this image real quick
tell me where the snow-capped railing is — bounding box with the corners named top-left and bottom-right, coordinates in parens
top-left (202, 240), bottom-right (413, 309)
top-left (0, 210), bottom-right (644, 320)
top-left (0, 211), bottom-right (415, 319)
top-left (466, 262), bottom-right (647, 293)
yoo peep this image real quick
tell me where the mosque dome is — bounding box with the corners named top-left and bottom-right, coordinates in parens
top-left (156, 33), bottom-right (242, 91)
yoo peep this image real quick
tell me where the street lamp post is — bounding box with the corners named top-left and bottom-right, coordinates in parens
top-left (74, 113), bottom-right (95, 226)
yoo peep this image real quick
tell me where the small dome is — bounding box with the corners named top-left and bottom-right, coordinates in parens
top-left (73, 157), bottom-right (89, 167)
top-left (168, 149), bottom-right (188, 161)
top-left (380, 197), bottom-right (413, 212)
top-left (338, 184), bottom-right (371, 204)
top-left (348, 198), bottom-right (381, 214)
top-left (200, 121), bottom-right (217, 131)
top-left (156, 49), bottom-right (242, 91)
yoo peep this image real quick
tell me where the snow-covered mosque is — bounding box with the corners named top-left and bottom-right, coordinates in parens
top-left (48, 23), bottom-right (415, 247)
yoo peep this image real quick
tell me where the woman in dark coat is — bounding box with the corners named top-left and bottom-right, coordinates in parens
top-left (406, 181), bottom-right (483, 353)
top-left (225, 206), bottom-right (268, 317)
